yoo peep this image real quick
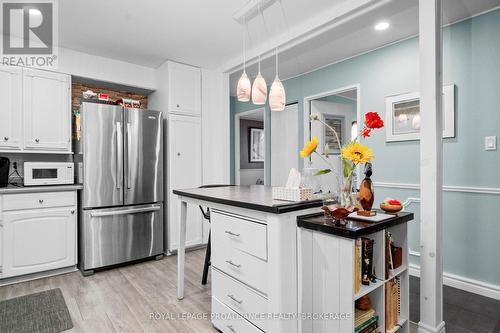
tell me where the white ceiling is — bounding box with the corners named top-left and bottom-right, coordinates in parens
top-left (229, 0), bottom-right (500, 95)
top-left (58, 0), bottom-right (500, 93)
top-left (59, 0), bottom-right (340, 69)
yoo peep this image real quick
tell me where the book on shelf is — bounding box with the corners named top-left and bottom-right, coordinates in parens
top-left (355, 315), bottom-right (378, 333)
top-left (385, 277), bottom-right (400, 331)
top-left (355, 238), bottom-right (362, 293)
top-left (360, 321), bottom-right (378, 333)
top-left (361, 237), bottom-right (374, 286)
top-left (355, 308), bottom-right (375, 327)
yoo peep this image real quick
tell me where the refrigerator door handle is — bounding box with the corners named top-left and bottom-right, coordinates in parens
top-left (90, 204), bottom-right (161, 217)
top-left (126, 122), bottom-right (132, 189)
top-left (116, 122), bottom-right (123, 189)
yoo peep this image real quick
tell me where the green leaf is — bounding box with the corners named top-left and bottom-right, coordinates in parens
top-left (322, 143), bottom-right (331, 156)
top-left (343, 159), bottom-right (353, 178)
top-left (315, 169), bottom-right (331, 176)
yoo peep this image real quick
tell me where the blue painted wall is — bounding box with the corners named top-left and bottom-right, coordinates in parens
top-left (231, 9), bottom-right (500, 287)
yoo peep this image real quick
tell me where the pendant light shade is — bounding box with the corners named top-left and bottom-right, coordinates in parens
top-left (251, 72), bottom-right (267, 105)
top-left (237, 71), bottom-right (251, 102)
top-left (269, 47), bottom-right (285, 111)
top-left (252, 55), bottom-right (267, 105)
top-left (269, 76), bottom-right (285, 111)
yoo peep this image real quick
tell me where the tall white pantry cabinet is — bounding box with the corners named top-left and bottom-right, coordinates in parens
top-left (166, 61), bottom-right (206, 253)
top-left (0, 65), bottom-right (71, 154)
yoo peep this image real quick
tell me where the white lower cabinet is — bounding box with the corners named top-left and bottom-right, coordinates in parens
top-left (0, 191), bottom-right (77, 279)
top-left (211, 210), bottom-right (268, 332)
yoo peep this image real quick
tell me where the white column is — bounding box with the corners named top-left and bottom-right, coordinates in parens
top-left (418, 1), bottom-right (445, 332)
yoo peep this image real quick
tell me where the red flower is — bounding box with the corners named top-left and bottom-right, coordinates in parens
top-left (365, 112), bottom-right (384, 129)
top-left (360, 128), bottom-right (372, 138)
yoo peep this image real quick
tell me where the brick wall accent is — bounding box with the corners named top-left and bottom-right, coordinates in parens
top-left (72, 83), bottom-right (148, 111)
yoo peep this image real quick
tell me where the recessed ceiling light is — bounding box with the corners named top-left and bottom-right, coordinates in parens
top-left (375, 21), bottom-right (390, 31)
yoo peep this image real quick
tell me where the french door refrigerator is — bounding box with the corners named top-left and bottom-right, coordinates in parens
top-left (75, 100), bottom-right (163, 275)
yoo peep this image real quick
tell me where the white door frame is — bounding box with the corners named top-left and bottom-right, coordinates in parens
top-left (234, 107), bottom-right (266, 185)
top-left (303, 84), bottom-right (361, 147)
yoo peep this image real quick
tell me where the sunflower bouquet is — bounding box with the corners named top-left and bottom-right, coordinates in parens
top-left (300, 111), bottom-right (384, 208)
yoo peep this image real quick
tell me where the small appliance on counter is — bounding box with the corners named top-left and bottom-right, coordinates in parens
top-left (0, 157), bottom-right (9, 188)
top-left (24, 162), bottom-right (74, 186)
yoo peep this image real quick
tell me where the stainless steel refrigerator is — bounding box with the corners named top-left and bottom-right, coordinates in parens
top-left (75, 100), bottom-right (164, 275)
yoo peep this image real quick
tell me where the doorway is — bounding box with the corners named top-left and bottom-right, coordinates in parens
top-left (234, 108), bottom-right (266, 186)
top-left (303, 85), bottom-right (360, 194)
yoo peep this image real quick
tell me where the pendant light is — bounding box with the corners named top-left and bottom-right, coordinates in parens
top-left (236, 16), bottom-right (251, 102)
top-left (269, 46), bottom-right (285, 111)
top-left (251, 2), bottom-right (267, 105)
top-left (251, 56), bottom-right (267, 105)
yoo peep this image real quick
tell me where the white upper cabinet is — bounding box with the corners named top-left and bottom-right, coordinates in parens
top-left (23, 68), bottom-right (71, 152)
top-left (168, 61), bottom-right (201, 116)
top-left (0, 66), bottom-right (23, 151)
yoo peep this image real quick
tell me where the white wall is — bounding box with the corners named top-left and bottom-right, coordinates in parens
top-left (58, 47), bottom-right (157, 90)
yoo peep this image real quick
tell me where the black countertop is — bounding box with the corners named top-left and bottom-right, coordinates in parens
top-left (173, 186), bottom-right (323, 214)
top-left (297, 211), bottom-right (413, 239)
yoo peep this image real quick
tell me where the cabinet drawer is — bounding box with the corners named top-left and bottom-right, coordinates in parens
top-left (2, 191), bottom-right (76, 211)
top-left (212, 210), bottom-right (267, 260)
top-left (213, 238), bottom-right (268, 295)
top-left (212, 296), bottom-right (264, 333)
top-left (213, 268), bottom-right (267, 331)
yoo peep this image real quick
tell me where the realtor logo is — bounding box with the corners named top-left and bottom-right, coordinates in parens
top-left (0, 0), bottom-right (58, 68)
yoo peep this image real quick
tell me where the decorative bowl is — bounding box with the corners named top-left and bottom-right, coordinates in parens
top-left (380, 202), bottom-right (402, 214)
top-left (322, 205), bottom-right (358, 222)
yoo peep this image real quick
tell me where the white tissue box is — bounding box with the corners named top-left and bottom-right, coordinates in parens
top-left (272, 187), bottom-right (313, 202)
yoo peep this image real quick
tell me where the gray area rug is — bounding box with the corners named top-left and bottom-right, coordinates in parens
top-left (0, 288), bottom-right (73, 333)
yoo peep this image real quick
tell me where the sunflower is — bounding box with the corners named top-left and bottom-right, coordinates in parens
top-left (341, 142), bottom-right (374, 164)
top-left (300, 136), bottom-right (319, 158)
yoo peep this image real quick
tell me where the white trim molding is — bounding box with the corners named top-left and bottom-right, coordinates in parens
top-left (374, 182), bottom-right (500, 195)
top-left (409, 263), bottom-right (500, 301)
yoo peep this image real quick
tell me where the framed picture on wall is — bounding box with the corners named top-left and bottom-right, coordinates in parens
top-left (249, 128), bottom-right (265, 162)
top-left (385, 84), bottom-right (455, 142)
top-left (323, 114), bottom-right (345, 154)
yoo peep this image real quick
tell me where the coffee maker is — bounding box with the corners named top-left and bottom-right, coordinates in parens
top-left (0, 157), bottom-right (10, 188)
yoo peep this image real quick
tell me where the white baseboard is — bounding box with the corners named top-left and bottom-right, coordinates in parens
top-left (417, 321), bottom-right (446, 333)
top-left (409, 263), bottom-right (500, 301)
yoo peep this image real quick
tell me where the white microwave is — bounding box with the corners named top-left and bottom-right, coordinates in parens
top-left (24, 162), bottom-right (74, 186)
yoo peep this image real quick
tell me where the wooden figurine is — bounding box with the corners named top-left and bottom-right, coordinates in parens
top-left (357, 163), bottom-right (376, 216)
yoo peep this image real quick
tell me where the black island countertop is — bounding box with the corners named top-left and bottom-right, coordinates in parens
top-left (173, 185), bottom-right (323, 214)
top-left (297, 211), bottom-right (414, 239)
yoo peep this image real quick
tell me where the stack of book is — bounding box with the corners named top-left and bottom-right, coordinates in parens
top-left (355, 308), bottom-right (379, 333)
top-left (354, 237), bottom-right (375, 293)
top-left (385, 277), bottom-right (401, 331)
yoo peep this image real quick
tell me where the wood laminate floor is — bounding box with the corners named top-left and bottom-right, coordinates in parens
top-left (0, 248), bottom-right (418, 333)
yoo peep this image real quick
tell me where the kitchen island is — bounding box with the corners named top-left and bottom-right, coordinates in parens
top-left (174, 186), bottom-right (413, 333)
top-left (174, 185), bottom-right (322, 333)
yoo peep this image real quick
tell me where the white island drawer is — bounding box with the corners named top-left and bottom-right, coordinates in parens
top-left (212, 296), bottom-right (264, 333)
top-left (213, 268), bottom-right (267, 331)
top-left (2, 191), bottom-right (76, 211)
top-left (212, 210), bottom-right (267, 260)
top-left (212, 238), bottom-right (268, 295)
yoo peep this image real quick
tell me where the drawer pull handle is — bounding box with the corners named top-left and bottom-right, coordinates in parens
top-left (35, 138), bottom-right (39, 143)
top-left (227, 294), bottom-right (243, 304)
top-left (224, 230), bottom-right (240, 237)
top-left (227, 325), bottom-right (236, 333)
top-left (225, 260), bottom-right (241, 268)
top-left (4, 137), bottom-right (8, 141)
top-left (39, 199), bottom-right (44, 204)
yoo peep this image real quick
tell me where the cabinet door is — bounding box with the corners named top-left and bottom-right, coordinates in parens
top-left (23, 68), bottom-right (71, 152)
top-left (168, 114), bottom-right (203, 251)
top-left (2, 207), bottom-right (76, 278)
top-left (0, 65), bottom-right (22, 151)
top-left (168, 62), bottom-right (201, 116)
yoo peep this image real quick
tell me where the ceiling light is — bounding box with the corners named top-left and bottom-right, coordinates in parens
top-left (374, 21), bottom-right (390, 31)
top-left (269, 47), bottom-right (285, 111)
